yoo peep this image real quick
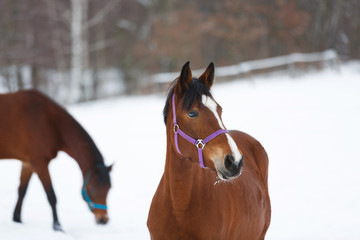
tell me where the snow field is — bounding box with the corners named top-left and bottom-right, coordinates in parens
top-left (0, 62), bottom-right (359, 239)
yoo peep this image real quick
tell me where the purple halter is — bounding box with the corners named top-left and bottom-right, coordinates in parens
top-left (172, 93), bottom-right (229, 168)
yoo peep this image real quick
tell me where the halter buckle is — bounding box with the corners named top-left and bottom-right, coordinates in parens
top-left (88, 202), bottom-right (95, 210)
top-left (173, 124), bottom-right (179, 133)
top-left (196, 139), bottom-right (205, 149)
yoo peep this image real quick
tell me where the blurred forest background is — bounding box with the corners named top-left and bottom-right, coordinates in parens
top-left (0, 0), bottom-right (359, 103)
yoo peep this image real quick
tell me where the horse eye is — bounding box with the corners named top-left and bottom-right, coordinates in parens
top-left (187, 111), bottom-right (199, 118)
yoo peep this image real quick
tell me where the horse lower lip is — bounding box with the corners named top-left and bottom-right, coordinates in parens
top-left (218, 168), bottom-right (242, 180)
top-left (217, 170), bottom-right (229, 180)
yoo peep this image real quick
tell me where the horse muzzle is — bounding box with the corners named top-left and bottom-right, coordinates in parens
top-left (217, 154), bottom-right (243, 180)
top-left (95, 212), bottom-right (109, 225)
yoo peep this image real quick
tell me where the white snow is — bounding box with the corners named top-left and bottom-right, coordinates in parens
top-left (1, 62), bottom-right (360, 239)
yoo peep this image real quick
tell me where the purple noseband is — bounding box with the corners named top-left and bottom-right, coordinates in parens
top-left (172, 93), bottom-right (228, 168)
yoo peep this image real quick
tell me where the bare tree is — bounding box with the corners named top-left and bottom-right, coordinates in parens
top-left (70, 0), bottom-right (84, 102)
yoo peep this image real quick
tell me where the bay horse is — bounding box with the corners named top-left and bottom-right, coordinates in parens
top-left (0, 90), bottom-right (112, 231)
top-left (147, 62), bottom-right (271, 239)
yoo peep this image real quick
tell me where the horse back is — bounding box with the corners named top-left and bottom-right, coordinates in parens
top-left (0, 90), bottom-right (62, 161)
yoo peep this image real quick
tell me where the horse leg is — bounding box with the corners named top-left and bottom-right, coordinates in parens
top-left (13, 163), bottom-right (33, 223)
top-left (36, 164), bottom-right (63, 231)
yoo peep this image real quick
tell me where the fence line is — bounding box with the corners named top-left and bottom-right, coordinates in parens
top-left (149, 49), bottom-right (339, 92)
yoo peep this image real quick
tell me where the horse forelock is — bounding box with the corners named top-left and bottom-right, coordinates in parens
top-left (163, 78), bottom-right (212, 124)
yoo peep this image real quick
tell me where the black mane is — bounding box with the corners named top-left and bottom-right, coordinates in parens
top-left (163, 78), bottom-right (212, 124)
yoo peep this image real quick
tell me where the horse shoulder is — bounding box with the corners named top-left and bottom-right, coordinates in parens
top-left (229, 130), bottom-right (269, 184)
top-left (229, 130), bottom-right (271, 239)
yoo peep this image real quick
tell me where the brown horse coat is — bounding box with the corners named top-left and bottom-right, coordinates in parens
top-left (0, 89), bottom-right (111, 230)
top-left (147, 62), bottom-right (271, 239)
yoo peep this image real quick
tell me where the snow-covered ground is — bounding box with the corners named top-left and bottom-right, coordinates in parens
top-left (0, 62), bottom-right (359, 239)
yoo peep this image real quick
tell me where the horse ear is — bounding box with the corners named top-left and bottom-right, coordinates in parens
top-left (175, 61), bottom-right (192, 95)
top-left (107, 164), bottom-right (113, 172)
top-left (199, 62), bottom-right (215, 89)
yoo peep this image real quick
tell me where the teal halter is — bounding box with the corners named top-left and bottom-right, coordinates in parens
top-left (82, 171), bottom-right (108, 211)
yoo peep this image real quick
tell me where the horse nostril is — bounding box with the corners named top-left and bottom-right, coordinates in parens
top-left (224, 154), bottom-right (235, 170)
top-left (97, 218), bottom-right (107, 225)
top-left (96, 215), bottom-right (109, 225)
top-left (224, 154), bottom-right (243, 176)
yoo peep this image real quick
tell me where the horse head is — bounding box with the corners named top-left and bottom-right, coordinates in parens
top-left (82, 164), bottom-right (112, 224)
top-left (164, 62), bottom-right (243, 180)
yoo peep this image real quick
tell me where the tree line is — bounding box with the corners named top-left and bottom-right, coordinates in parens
top-left (0, 0), bottom-right (359, 103)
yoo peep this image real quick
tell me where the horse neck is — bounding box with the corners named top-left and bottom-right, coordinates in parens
top-left (164, 124), bottom-right (206, 212)
top-left (57, 112), bottom-right (104, 177)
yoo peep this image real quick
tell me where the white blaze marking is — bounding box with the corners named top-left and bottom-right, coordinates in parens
top-left (202, 95), bottom-right (242, 163)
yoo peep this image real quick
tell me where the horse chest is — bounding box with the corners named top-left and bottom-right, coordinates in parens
top-left (149, 183), bottom-right (239, 239)
top-left (149, 174), bottom-right (267, 239)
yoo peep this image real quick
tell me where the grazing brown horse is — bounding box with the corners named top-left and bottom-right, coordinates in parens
top-left (147, 62), bottom-right (271, 239)
top-left (0, 90), bottom-right (112, 231)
